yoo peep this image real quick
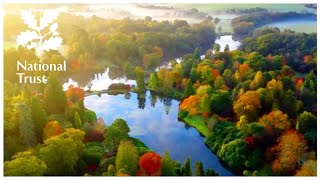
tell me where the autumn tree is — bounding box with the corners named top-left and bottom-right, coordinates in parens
top-left (44, 74), bottom-right (67, 115)
top-left (179, 94), bottom-right (201, 115)
top-left (116, 140), bottom-right (139, 176)
top-left (43, 121), bottom-right (63, 141)
top-left (233, 90), bottom-right (261, 122)
top-left (4, 151), bottom-right (47, 176)
top-left (266, 79), bottom-right (284, 101)
top-left (66, 85), bottom-right (84, 104)
top-left (258, 109), bottom-right (290, 131)
top-left (139, 152), bottom-right (162, 176)
top-left (234, 63), bottom-right (251, 82)
top-left (295, 160), bottom-right (317, 176)
top-left (250, 71), bottom-right (265, 90)
top-left (272, 130), bottom-right (307, 175)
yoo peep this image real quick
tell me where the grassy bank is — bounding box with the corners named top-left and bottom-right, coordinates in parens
top-left (183, 115), bottom-right (211, 137)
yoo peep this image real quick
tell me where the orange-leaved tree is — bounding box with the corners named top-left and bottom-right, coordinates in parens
top-left (138, 152), bottom-right (162, 176)
top-left (43, 121), bottom-right (63, 141)
top-left (66, 85), bottom-right (84, 104)
top-left (179, 94), bottom-right (201, 115)
top-left (272, 130), bottom-right (307, 175)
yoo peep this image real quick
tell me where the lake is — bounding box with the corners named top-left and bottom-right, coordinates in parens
top-left (62, 35), bottom-right (241, 175)
top-left (84, 90), bottom-right (233, 175)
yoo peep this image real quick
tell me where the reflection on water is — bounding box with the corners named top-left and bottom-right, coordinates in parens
top-left (215, 35), bottom-right (241, 51)
top-left (84, 91), bottom-right (233, 175)
top-left (63, 68), bottom-right (136, 91)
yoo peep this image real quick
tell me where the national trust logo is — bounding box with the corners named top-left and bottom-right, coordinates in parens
top-left (16, 10), bottom-right (63, 56)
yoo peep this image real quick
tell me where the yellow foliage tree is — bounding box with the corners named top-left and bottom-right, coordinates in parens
top-left (233, 91), bottom-right (261, 122)
top-left (258, 109), bottom-right (290, 131)
top-left (296, 160), bottom-right (317, 176)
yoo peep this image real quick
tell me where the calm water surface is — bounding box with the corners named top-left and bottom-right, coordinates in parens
top-left (84, 91), bottom-right (233, 175)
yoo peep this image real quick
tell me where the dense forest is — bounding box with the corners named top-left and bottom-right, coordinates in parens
top-left (3, 5), bottom-right (317, 176)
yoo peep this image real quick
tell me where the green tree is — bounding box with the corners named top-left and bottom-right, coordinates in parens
top-left (190, 67), bottom-right (198, 83)
top-left (195, 161), bottom-right (204, 176)
top-left (4, 151), bottom-right (47, 176)
top-left (18, 103), bottom-right (37, 147)
top-left (181, 157), bottom-right (192, 176)
top-left (44, 74), bottom-right (67, 115)
top-left (148, 73), bottom-right (158, 91)
top-left (245, 52), bottom-right (266, 71)
top-left (104, 119), bottom-right (130, 153)
top-left (115, 140), bottom-right (139, 176)
top-left (184, 79), bottom-right (195, 98)
top-left (193, 48), bottom-right (200, 60)
top-left (135, 66), bottom-right (146, 91)
top-left (163, 71), bottom-right (173, 94)
top-left (39, 135), bottom-right (79, 175)
top-left (205, 168), bottom-right (218, 176)
top-left (296, 111), bottom-right (316, 134)
top-left (272, 55), bottom-right (283, 70)
top-left (106, 164), bottom-right (116, 176)
top-left (213, 43), bottom-right (220, 52)
top-left (218, 139), bottom-right (249, 170)
top-left (31, 97), bottom-right (48, 143)
top-left (74, 112), bottom-right (82, 129)
top-left (224, 44), bottom-right (230, 52)
top-left (211, 90), bottom-right (232, 115)
top-left (161, 151), bottom-right (176, 176)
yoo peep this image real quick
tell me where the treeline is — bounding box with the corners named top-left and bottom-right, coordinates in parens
top-left (240, 27), bottom-right (316, 73)
top-left (231, 11), bottom-right (316, 39)
top-left (4, 12), bottom-right (216, 84)
top-left (225, 7), bottom-right (268, 14)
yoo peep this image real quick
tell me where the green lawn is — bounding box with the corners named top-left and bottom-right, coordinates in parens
top-left (183, 115), bottom-right (211, 137)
